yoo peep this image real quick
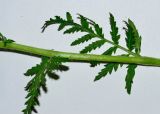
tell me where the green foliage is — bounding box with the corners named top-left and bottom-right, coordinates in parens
top-left (94, 63), bottom-right (119, 81)
top-left (94, 24), bottom-right (104, 38)
top-left (109, 13), bottom-right (120, 44)
top-left (0, 11), bottom-right (150, 114)
top-left (42, 12), bottom-right (104, 55)
top-left (79, 15), bottom-right (89, 29)
top-left (125, 64), bottom-right (137, 94)
top-left (123, 19), bottom-right (142, 93)
top-left (128, 20), bottom-right (142, 54)
top-left (22, 56), bottom-right (69, 114)
top-left (71, 34), bottom-right (96, 46)
top-left (102, 46), bottom-right (117, 55)
top-left (80, 39), bottom-right (106, 53)
top-left (42, 12), bottom-right (143, 95)
top-left (66, 12), bottom-right (73, 22)
top-left (124, 19), bottom-right (141, 54)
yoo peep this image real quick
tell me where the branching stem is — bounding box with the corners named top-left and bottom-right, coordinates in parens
top-left (0, 41), bottom-right (160, 67)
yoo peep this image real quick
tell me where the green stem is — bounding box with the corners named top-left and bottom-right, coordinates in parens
top-left (0, 41), bottom-right (160, 67)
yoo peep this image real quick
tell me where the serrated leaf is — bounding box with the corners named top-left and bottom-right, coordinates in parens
top-left (63, 26), bottom-right (83, 34)
top-left (71, 34), bottom-right (96, 46)
top-left (55, 64), bottom-right (69, 72)
top-left (23, 56), bottom-right (69, 114)
top-left (42, 16), bottom-right (64, 32)
top-left (79, 15), bottom-right (89, 29)
top-left (58, 23), bottom-right (67, 31)
top-left (124, 19), bottom-right (142, 55)
top-left (128, 19), bottom-right (142, 54)
top-left (109, 13), bottom-right (120, 44)
top-left (41, 83), bottom-right (48, 93)
top-left (124, 20), bottom-right (135, 51)
top-left (24, 64), bottom-right (41, 76)
top-left (125, 64), bottom-right (137, 94)
top-left (80, 39), bottom-right (106, 53)
top-left (90, 61), bottom-right (100, 67)
top-left (66, 12), bottom-right (73, 22)
top-left (94, 24), bottom-right (104, 37)
top-left (47, 72), bottom-right (60, 80)
top-left (57, 12), bottom-right (73, 31)
top-left (102, 46), bottom-right (117, 55)
top-left (77, 13), bottom-right (96, 26)
top-left (94, 63), bottom-right (119, 81)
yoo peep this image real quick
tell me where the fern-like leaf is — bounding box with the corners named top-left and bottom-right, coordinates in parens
top-left (109, 13), bottom-right (120, 44)
top-left (94, 24), bottom-right (104, 38)
top-left (66, 12), bottom-right (73, 22)
top-left (124, 19), bottom-right (142, 54)
top-left (128, 19), bottom-right (142, 54)
top-left (125, 64), bottom-right (137, 94)
top-left (102, 46), bottom-right (117, 55)
top-left (80, 39), bottom-right (106, 53)
top-left (79, 14), bottom-right (89, 29)
top-left (22, 57), bottom-right (68, 114)
top-left (71, 34), bottom-right (96, 46)
top-left (77, 13), bottom-right (96, 26)
top-left (94, 63), bottom-right (119, 81)
top-left (124, 21), bottom-right (135, 51)
top-left (63, 26), bottom-right (83, 34)
top-left (42, 16), bottom-right (64, 32)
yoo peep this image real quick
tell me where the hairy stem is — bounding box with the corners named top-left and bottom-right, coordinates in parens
top-left (0, 41), bottom-right (160, 67)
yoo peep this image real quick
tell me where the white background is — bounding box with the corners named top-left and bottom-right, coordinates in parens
top-left (0, 0), bottom-right (160, 114)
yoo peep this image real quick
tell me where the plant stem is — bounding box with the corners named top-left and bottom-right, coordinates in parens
top-left (0, 41), bottom-right (160, 67)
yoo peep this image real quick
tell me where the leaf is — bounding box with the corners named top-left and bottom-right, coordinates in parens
top-left (125, 64), bottom-right (137, 94)
top-left (94, 63), bottom-right (119, 81)
top-left (94, 24), bottom-right (104, 38)
top-left (63, 26), bottom-right (83, 34)
top-left (71, 34), bottom-right (96, 46)
top-left (124, 20), bottom-right (135, 51)
top-left (24, 64), bottom-right (41, 76)
top-left (66, 12), bottom-right (73, 22)
top-left (57, 12), bottom-right (73, 31)
top-left (124, 19), bottom-right (142, 54)
top-left (109, 13), bottom-right (120, 44)
top-left (58, 23), bottom-right (67, 31)
top-left (79, 15), bottom-right (89, 29)
top-left (42, 16), bottom-right (64, 32)
top-left (55, 64), bottom-right (69, 72)
top-left (128, 19), bottom-right (142, 54)
top-left (102, 46), bottom-right (117, 55)
top-left (80, 39), bottom-right (106, 53)
top-left (23, 56), bottom-right (69, 114)
top-left (47, 72), bottom-right (60, 80)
